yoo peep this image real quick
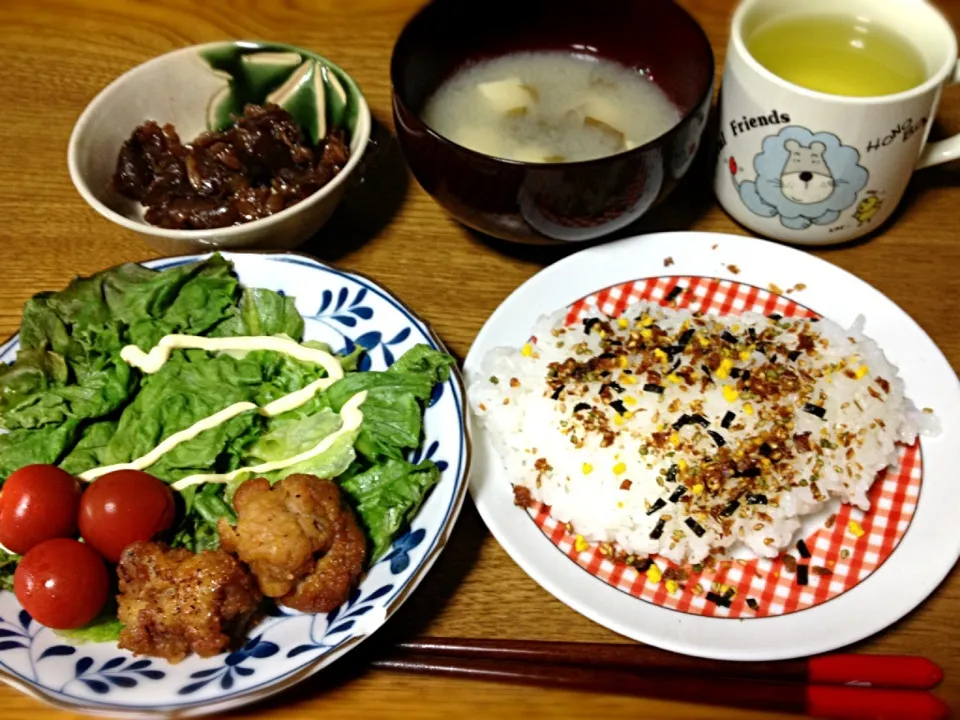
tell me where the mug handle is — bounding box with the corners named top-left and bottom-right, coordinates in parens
top-left (916, 60), bottom-right (960, 169)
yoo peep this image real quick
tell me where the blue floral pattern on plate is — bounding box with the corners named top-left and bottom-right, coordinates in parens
top-left (0, 252), bottom-right (469, 716)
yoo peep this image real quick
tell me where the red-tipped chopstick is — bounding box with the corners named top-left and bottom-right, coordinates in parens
top-left (370, 638), bottom-right (946, 720)
top-left (393, 637), bottom-right (943, 689)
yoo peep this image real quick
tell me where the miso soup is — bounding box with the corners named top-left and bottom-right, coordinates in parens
top-left (421, 51), bottom-right (681, 163)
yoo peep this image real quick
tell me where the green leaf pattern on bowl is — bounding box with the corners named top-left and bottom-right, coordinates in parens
top-left (201, 43), bottom-right (360, 145)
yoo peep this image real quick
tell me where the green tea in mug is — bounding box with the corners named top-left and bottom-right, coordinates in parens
top-left (747, 14), bottom-right (927, 97)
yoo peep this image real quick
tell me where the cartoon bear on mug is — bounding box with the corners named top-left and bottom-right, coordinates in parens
top-left (729, 126), bottom-right (869, 230)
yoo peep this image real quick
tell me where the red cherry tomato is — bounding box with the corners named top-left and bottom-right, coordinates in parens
top-left (0, 465), bottom-right (82, 555)
top-left (79, 470), bottom-right (176, 563)
top-left (14, 538), bottom-right (108, 629)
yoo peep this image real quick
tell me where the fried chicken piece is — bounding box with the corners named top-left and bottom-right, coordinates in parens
top-left (116, 542), bottom-right (262, 663)
top-left (218, 474), bottom-right (366, 613)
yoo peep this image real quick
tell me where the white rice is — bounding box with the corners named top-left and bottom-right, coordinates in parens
top-left (470, 302), bottom-right (938, 564)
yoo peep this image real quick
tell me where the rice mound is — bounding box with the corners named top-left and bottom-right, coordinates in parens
top-left (470, 301), bottom-right (937, 564)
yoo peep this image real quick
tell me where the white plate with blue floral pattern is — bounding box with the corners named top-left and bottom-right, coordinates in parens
top-left (0, 252), bottom-right (470, 717)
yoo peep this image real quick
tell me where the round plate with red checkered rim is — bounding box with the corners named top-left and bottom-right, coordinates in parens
top-left (465, 231), bottom-right (960, 661)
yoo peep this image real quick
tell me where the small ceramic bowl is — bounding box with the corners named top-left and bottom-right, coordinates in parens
top-left (391, 0), bottom-right (714, 244)
top-left (68, 41), bottom-right (371, 254)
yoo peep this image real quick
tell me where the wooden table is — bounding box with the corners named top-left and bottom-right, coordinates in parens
top-left (1, 0), bottom-right (959, 717)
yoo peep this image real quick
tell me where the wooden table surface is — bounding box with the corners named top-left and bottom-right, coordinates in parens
top-left (1, 0), bottom-right (959, 717)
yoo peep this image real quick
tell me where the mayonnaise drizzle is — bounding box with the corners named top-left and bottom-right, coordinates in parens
top-left (79, 334), bottom-right (362, 485)
top-left (169, 391), bottom-right (367, 491)
top-left (120, 334), bottom-right (345, 379)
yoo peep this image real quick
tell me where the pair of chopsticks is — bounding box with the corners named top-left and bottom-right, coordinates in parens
top-left (372, 637), bottom-right (946, 720)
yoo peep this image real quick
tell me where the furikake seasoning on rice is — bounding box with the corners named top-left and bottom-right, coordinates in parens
top-left (470, 301), bottom-right (938, 565)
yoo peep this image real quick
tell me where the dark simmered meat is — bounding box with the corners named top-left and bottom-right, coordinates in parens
top-left (112, 104), bottom-right (350, 230)
top-left (218, 474), bottom-right (366, 613)
top-left (116, 542), bottom-right (262, 663)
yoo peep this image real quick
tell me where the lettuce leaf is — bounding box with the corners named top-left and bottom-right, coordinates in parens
top-left (209, 287), bottom-right (304, 339)
top-left (55, 600), bottom-right (124, 644)
top-left (56, 619), bottom-right (124, 644)
top-left (98, 349), bottom-right (326, 481)
top-left (0, 420), bottom-right (80, 478)
top-left (247, 407), bottom-right (343, 462)
top-left (171, 483), bottom-right (236, 553)
top-left (0, 549), bottom-right (19, 592)
top-left (325, 345), bottom-right (453, 461)
top-left (0, 255), bottom-right (240, 433)
top-left (341, 458), bottom-right (441, 561)
top-left (59, 420), bottom-right (118, 476)
top-left (0, 255), bottom-right (301, 479)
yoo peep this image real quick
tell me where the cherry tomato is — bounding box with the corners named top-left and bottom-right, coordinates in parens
top-left (0, 465), bottom-right (82, 555)
top-left (14, 538), bottom-right (108, 629)
top-left (79, 470), bottom-right (176, 563)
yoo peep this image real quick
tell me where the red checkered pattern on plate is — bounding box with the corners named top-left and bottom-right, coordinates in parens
top-left (527, 276), bottom-right (922, 618)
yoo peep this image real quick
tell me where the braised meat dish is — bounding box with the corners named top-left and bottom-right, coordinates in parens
top-left (112, 103), bottom-right (350, 230)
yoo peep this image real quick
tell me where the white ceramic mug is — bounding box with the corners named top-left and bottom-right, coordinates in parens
top-left (714, 0), bottom-right (960, 245)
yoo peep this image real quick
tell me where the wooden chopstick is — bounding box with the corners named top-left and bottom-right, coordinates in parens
top-left (373, 654), bottom-right (948, 720)
top-left (391, 637), bottom-right (943, 690)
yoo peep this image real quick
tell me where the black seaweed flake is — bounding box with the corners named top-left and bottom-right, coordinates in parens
top-left (736, 467), bottom-right (762, 478)
top-left (602, 381), bottom-right (626, 394)
top-left (684, 517), bottom-right (706, 537)
top-left (649, 518), bottom-right (667, 540)
top-left (721, 411), bottom-right (736, 429)
top-left (769, 354), bottom-right (778, 364)
top-left (803, 403), bottom-right (827, 419)
top-left (796, 539), bottom-right (811, 559)
top-left (610, 399), bottom-right (628, 415)
top-left (720, 499), bottom-right (740, 517)
top-left (797, 565), bottom-right (809, 586)
top-left (690, 414), bottom-right (710, 428)
top-left (664, 345), bottom-right (685, 359)
top-left (758, 443), bottom-right (773, 457)
top-left (634, 557), bottom-right (652, 572)
top-left (788, 350), bottom-right (802, 362)
top-left (729, 367), bottom-right (742, 379)
top-left (669, 358), bottom-right (682, 374)
top-left (550, 386), bottom-right (564, 400)
top-left (707, 430), bottom-right (726, 447)
top-left (768, 313), bottom-right (782, 321)
top-left (742, 370), bottom-right (751, 382)
top-left (598, 352), bottom-right (617, 360)
top-left (600, 370), bottom-right (611, 378)
top-left (700, 364), bottom-right (713, 378)
top-left (672, 414), bottom-right (692, 430)
top-left (646, 498), bottom-right (667, 515)
top-left (706, 591), bottom-right (732, 608)
top-left (573, 402), bottom-right (591, 413)
top-left (665, 465), bottom-right (679, 483)
top-left (748, 327), bottom-right (757, 341)
top-left (746, 493), bottom-right (768, 505)
top-left (746, 598), bottom-right (760, 610)
top-left (721, 330), bottom-right (739, 344)
top-left (665, 285), bottom-right (684, 303)
top-left (678, 328), bottom-right (695, 347)
top-left (583, 317), bottom-right (603, 334)
top-left (722, 587), bottom-right (736, 600)
top-left (643, 383), bottom-right (665, 395)
top-left (668, 486), bottom-right (686, 503)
